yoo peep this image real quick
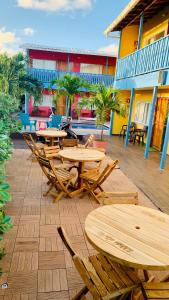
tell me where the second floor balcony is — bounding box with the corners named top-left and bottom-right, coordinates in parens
top-left (116, 35), bottom-right (169, 81)
top-left (29, 68), bottom-right (114, 87)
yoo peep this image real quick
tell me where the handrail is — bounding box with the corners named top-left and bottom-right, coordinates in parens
top-left (116, 34), bottom-right (169, 80)
top-left (28, 68), bottom-right (114, 86)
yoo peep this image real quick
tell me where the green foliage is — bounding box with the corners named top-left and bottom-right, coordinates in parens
top-left (77, 84), bottom-right (127, 140)
top-left (51, 74), bottom-right (91, 117)
top-left (0, 93), bottom-right (17, 272)
top-left (0, 52), bottom-right (42, 104)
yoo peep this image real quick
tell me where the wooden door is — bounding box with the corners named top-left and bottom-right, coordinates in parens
top-left (151, 97), bottom-right (169, 150)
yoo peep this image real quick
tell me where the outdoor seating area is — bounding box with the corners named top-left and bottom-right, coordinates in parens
top-left (1, 130), bottom-right (169, 299)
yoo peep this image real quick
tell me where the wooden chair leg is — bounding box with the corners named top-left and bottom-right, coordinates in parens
top-left (72, 286), bottom-right (89, 300)
top-left (43, 184), bottom-right (54, 196)
top-left (53, 191), bottom-right (64, 203)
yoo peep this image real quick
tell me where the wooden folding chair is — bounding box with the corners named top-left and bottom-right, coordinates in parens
top-left (97, 191), bottom-right (138, 205)
top-left (43, 145), bottom-right (60, 160)
top-left (78, 134), bottom-right (95, 148)
top-left (131, 281), bottom-right (169, 300)
top-left (22, 132), bottom-right (44, 160)
top-left (80, 160), bottom-right (119, 203)
top-left (37, 156), bottom-right (76, 202)
top-left (61, 138), bottom-right (79, 148)
top-left (57, 226), bottom-right (140, 300)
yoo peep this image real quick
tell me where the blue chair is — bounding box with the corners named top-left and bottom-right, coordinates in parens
top-left (19, 113), bottom-right (36, 131)
top-left (48, 115), bottom-right (62, 129)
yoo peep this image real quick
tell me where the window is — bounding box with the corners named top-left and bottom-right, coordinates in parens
top-left (134, 102), bottom-right (151, 125)
top-left (32, 59), bottom-right (56, 70)
top-left (146, 30), bottom-right (166, 45)
top-left (41, 95), bottom-right (53, 107)
top-left (80, 64), bottom-right (103, 74)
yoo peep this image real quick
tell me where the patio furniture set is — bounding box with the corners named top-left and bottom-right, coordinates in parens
top-left (22, 130), bottom-right (169, 300)
top-left (120, 123), bottom-right (148, 144)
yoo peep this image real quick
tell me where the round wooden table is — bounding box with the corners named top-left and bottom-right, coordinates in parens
top-left (59, 148), bottom-right (105, 188)
top-left (36, 130), bottom-right (67, 146)
top-left (85, 204), bottom-right (169, 270)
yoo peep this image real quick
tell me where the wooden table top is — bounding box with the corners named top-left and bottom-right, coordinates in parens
top-left (58, 148), bottom-right (105, 162)
top-left (85, 204), bottom-right (169, 270)
top-left (36, 130), bottom-right (67, 138)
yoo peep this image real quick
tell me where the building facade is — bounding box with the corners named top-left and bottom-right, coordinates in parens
top-left (105, 0), bottom-right (169, 169)
top-left (23, 44), bottom-right (116, 119)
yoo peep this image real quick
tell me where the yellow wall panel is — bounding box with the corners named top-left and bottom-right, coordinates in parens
top-left (141, 7), bottom-right (169, 47)
top-left (120, 25), bottom-right (139, 58)
top-left (112, 90), bottom-right (130, 134)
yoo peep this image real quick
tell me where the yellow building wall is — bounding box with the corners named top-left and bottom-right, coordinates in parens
top-left (120, 25), bottom-right (139, 58)
top-left (141, 7), bottom-right (169, 47)
top-left (118, 6), bottom-right (169, 59)
top-left (130, 89), bottom-right (169, 154)
top-left (112, 90), bottom-right (130, 134)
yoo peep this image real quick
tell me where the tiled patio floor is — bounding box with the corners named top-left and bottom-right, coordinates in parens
top-left (0, 147), bottom-right (168, 299)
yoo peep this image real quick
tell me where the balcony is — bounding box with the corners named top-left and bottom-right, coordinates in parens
top-left (29, 68), bottom-right (114, 87)
top-left (116, 35), bottom-right (169, 80)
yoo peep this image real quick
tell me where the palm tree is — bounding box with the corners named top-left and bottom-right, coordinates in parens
top-left (51, 74), bottom-right (90, 117)
top-left (0, 52), bottom-right (42, 103)
top-left (77, 84), bottom-right (127, 140)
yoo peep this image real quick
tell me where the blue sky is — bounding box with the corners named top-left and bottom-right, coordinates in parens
top-left (0, 0), bottom-right (129, 56)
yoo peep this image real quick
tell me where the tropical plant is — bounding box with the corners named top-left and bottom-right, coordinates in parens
top-left (0, 52), bottom-right (42, 104)
top-left (51, 74), bottom-right (91, 117)
top-left (0, 125), bottom-right (13, 274)
top-left (0, 93), bottom-right (21, 274)
top-left (77, 84), bottom-right (127, 140)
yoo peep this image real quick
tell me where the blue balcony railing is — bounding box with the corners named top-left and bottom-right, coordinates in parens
top-left (116, 35), bottom-right (169, 80)
top-left (29, 68), bottom-right (114, 87)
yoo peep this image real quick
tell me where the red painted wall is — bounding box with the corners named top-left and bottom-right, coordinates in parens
top-left (29, 49), bottom-right (116, 66)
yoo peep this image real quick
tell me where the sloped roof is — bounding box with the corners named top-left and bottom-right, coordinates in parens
top-left (104, 0), bottom-right (169, 35)
top-left (21, 43), bottom-right (116, 58)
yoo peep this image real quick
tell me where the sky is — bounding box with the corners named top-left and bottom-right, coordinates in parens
top-left (0, 0), bottom-right (130, 56)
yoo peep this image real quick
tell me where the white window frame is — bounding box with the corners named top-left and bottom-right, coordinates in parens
top-left (32, 59), bottom-right (56, 70)
top-left (134, 102), bottom-right (151, 125)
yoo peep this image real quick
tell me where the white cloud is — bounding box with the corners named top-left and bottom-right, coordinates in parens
top-left (17, 0), bottom-right (93, 12)
top-left (98, 44), bottom-right (118, 57)
top-left (23, 27), bottom-right (35, 36)
top-left (0, 27), bottom-right (20, 56)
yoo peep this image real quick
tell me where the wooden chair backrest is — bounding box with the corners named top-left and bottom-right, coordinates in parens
top-left (62, 139), bottom-right (78, 147)
top-left (85, 134), bottom-right (95, 148)
top-left (57, 226), bottom-right (102, 298)
top-left (141, 282), bottom-right (169, 299)
top-left (57, 226), bottom-right (77, 257)
top-left (37, 155), bottom-right (56, 182)
top-left (97, 160), bottom-right (119, 186)
top-left (43, 146), bottom-right (59, 159)
top-left (22, 133), bottom-right (41, 156)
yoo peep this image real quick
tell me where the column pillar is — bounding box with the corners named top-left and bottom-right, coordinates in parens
top-left (137, 12), bottom-right (144, 50)
top-left (160, 115), bottom-right (169, 170)
top-left (144, 86), bottom-right (158, 159)
top-left (67, 54), bottom-right (70, 72)
top-left (106, 57), bottom-right (108, 75)
top-left (125, 88), bottom-right (135, 146)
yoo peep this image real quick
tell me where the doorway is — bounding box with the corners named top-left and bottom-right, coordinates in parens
top-left (151, 97), bottom-right (169, 151)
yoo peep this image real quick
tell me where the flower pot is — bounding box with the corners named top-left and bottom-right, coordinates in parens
top-left (93, 140), bottom-right (108, 152)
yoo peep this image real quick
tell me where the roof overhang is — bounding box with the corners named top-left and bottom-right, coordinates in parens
top-left (104, 0), bottom-right (169, 35)
top-left (21, 43), bottom-right (116, 58)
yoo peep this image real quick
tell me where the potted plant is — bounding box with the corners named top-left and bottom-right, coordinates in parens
top-left (77, 84), bottom-right (127, 150)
